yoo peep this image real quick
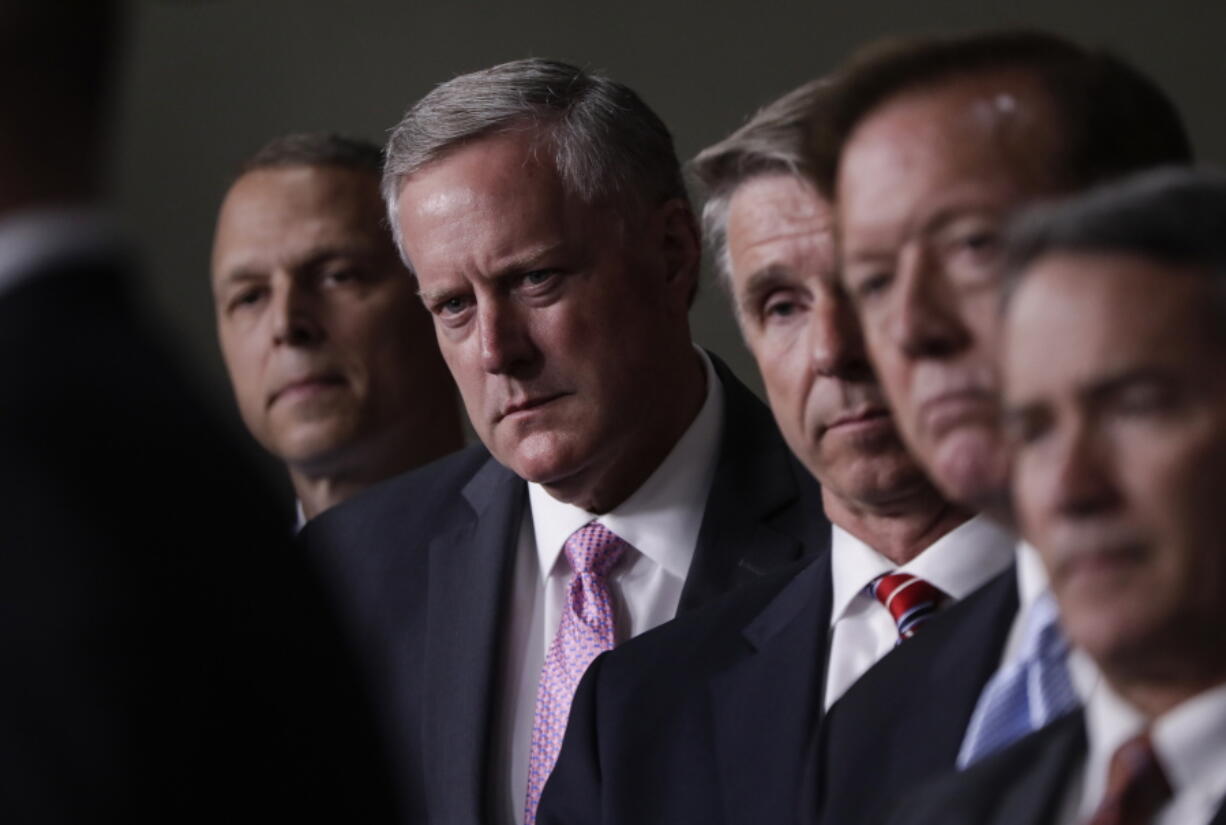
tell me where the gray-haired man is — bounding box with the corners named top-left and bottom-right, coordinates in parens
top-left (301, 58), bottom-right (829, 825)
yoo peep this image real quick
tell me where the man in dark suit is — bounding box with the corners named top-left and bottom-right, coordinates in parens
top-left (814, 29), bottom-right (1194, 825)
top-left (0, 3), bottom-right (395, 821)
top-left (535, 76), bottom-right (1014, 825)
top-left (888, 167), bottom-right (1226, 825)
top-left (301, 59), bottom-right (829, 825)
top-left (211, 133), bottom-right (464, 527)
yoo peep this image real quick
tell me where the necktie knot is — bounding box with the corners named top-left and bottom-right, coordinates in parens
top-left (1024, 590), bottom-right (1069, 664)
top-left (866, 571), bottom-right (948, 641)
top-left (563, 522), bottom-right (627, 579)
top-left (1087, 732), bottom-right (1172, 825)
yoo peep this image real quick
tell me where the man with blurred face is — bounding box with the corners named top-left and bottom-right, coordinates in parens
top-left (535, 78), bottom-right (1016, 825)
top-left (302, 59), bottom-right (828, 825)
top-left (805, 29), bottom-right (1194, 825)
top-left (888, 168), bottom-right (1226, 825)
top-left (212, 133), bottom-right (463, 524)
top-left (0, 8), bottom-right (395, 821)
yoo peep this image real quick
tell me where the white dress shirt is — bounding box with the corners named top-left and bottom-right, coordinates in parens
top-left (1054, 679), bottom-right (1226, 825)
top-left (824, 515), bottom-right (1017, 710)
top-left (0, 208), bottom-right (121, 299)
top-left (496, 349), bottom-right (724, 825)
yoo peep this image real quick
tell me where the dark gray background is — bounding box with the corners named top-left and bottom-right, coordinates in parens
top-left (112, 0), bottom-right (1225, 420)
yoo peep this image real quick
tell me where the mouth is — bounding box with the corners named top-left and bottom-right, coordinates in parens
top-left (268, 373), bottom-right (346, 407)
top-left (919, 389), bottom-right (997, 437)
top-left (497, 392), bottom-right (568, 422)
top-left (825, 406), bottom-right (892, 433)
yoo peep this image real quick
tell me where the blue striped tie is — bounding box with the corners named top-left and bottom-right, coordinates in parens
top-left (957, 590), bottom-right (1078, 767)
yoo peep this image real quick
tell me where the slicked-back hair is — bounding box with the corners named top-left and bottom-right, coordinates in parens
top-left (813, 28), bottom-right (1194, 197)
top-left (691, 78), bottom-right (836, 295)
top-left (237, 132), bottom-right (384, 179)
top-left (381, 57), bottom-right (689, 255)
top-left (1004, 167), bottom-right (1226, 311)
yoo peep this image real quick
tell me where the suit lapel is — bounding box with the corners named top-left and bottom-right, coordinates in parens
top-left (422, 457), bottom-right (526, 823)
top-left (815, 567), bottom-right (1020, 824)
top-left (681, 354), bottom-right (828, 612)
top-left (709, 554), bottom-right (833, 825)
top-left (993, 712), bottom-right (1086, 825)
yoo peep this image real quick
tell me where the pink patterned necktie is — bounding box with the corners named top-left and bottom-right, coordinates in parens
top-left (523, 522), bottom-right (628, 825)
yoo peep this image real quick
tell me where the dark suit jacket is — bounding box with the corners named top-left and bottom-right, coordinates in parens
top-left (814, 566), bottom-right (1019, 825)
top-left (537, 550), bottom-right (833, 825)
top-left (0, 256), bottom-right (396, 823)
top-left (302, 354), bottom-right (829, 825)
top-left (537, 555), bottom-right (1018, 825)
top-left (884, 709), bottom-right (1226, 825)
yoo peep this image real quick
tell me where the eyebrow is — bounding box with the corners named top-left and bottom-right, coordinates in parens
top-left (218, 245), bottom-right (377, 287)
top-left (738, 265), bottom-right (795, 314)
top-left (417, 241), bottom-right (570, 305)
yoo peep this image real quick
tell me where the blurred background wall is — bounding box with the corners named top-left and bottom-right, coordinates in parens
top-left (112, 0), bottom-right (1225, 450)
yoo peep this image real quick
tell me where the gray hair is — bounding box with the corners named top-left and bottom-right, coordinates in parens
top-left (382, 57), bottom-right (688, 260)
top-left (689, 78), bottom-right (836, 295)
top-left (1004, 166), bottom-right (1226, 311)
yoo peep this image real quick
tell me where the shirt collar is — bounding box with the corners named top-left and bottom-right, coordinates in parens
top-left (1154, 682), bottom-right (1226, 811)
top-left (830, 514), bottom-right (1017, 623)
top-left (1016, 539), bottom-right (1050, 613)
top-left (0, 208), bottom-right (123, 299)
top-left (528, 348), bottom-right (724, 582)
top-left (1084, 677), bottom-right (1226, 815)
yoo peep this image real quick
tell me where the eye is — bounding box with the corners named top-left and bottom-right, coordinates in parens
top-left (1113, 379), bottom-right (1177, 416)
top-left (322, 265), bottom-right (365, 287)
top-left (760, 289), bottom-right (807, 323)
top-left (1004, 408), bottom-right (1050, 448)
top-left (851, 270), bottom-right (894, 302)
top-left (228, 286), bottom-right (267, 312)
top-left (437, 295), bottom-right (473, 317)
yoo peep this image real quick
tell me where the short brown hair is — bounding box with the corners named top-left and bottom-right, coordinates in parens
top-left (237, 132), bottom-right (384, 178)
top-left (813, 29), bottom-right (1193, 195)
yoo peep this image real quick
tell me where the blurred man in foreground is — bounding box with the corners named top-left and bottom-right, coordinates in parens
top-left (0, 4), bottom-right (394, 820)
top-left (890, 167), bottom-right (1226, 825)
top-left (809, 28), bottom-right (1193, 825)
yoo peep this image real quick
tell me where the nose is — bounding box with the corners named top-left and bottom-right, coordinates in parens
top-left (477, 299), bottom-right (536, 375)
top-left (271, 278), bottom-right (324, 347)
top-left (811, 288), bottom-right (874, 382)
top-left (889, 244), bottom-right (972, 360)
top-left (1047, 416), bottom-right (1121, 519)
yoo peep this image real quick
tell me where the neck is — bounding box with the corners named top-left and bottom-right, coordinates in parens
top-left (1106, 651), bottom-right (1226, 719)
top-left (545, 349), bottom-right (707, 514)
top-left (823, 484), bottom-right (972, 566)
top-left (290, 419), bottom-right (466, 520)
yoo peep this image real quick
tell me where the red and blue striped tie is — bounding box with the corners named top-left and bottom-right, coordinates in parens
top-left (867, 572), bottom-right (948, 642)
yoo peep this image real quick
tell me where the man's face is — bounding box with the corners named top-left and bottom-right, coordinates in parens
top-left (726, 174), bottom-right (925, 506)
top-left (394, 132), bottom-right (697, 500)
top-left (837, 71), bottom-right (1066, 510)
top-left (212, 165), bottom-right (442, 473)
top-left (1005, 252), bottom-right (1226, 678)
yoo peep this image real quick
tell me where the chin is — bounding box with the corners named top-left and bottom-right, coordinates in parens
top-left (498, 431), bottom-right (590, 488)
top-left (929, 429), bottom-right (1007, 511)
